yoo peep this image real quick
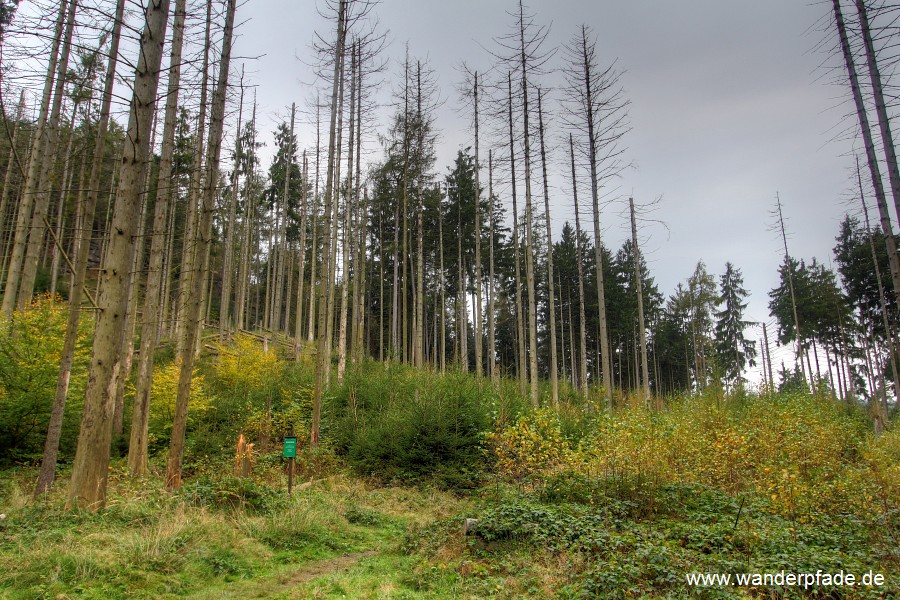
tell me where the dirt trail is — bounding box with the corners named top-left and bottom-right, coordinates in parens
top-left (187, 550), bottom-right (380, 599)
top-left (283, 550), bottom-right (378, 585)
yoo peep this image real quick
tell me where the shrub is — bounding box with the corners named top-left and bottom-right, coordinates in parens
top-left (327, 362), bottom-right (493, 489)
top-left (485, 408), bottom-right (573, 484)
top-left (147, 359), bottom-right (212, 450)
top-left (486, 390), bottom-right (896, 521)
top-left (0, 295), bottom-right (91, 462)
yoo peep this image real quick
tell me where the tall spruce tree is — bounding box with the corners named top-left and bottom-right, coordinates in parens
top-left (714, 262), bottom-right (757, 386)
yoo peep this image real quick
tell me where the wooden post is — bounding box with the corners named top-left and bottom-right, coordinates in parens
top-left (284, 434), bottom-right (297, 496)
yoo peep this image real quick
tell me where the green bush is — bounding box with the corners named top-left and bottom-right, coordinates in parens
top-left (0, 296), bottom-right (91, 463)
top-left (326, 362), bottom-right (497, 489)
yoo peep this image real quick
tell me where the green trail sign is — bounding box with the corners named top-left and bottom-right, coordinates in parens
top-left (283, 436), bottom-right (297, 458)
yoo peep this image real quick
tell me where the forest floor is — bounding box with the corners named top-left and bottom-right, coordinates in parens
top-left (0, 468), bottom-right (478, 599)
top-left (1, 461), bottom-right (897, 599)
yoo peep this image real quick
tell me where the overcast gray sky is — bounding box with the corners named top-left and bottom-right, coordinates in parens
top-left (234, 0), bottom-right (862, 376)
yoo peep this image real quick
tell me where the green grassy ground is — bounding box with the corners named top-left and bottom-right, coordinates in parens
top-left (1, 462), bottom-right (896, 599)
top-left (0, 468), bottom-right (468, 599)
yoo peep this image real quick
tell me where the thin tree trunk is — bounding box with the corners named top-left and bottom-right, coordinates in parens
top-left (569, 134), bottom-right (589, 396)
top-left (473, 72), bottom-right (484, 378)
top-left (295, 150), bottom-right (309, 356)
top-left (833, 0), bottom-right (900, 306)
top-left (4, 0), bottom-right (73, 314)
top-left (273, 104), bottom-right (295, 333)
top-left (379, 208), bottom-right (384, 362)
top-left (488, 150), bottom-right (497, 384)
top-left (458, 201), bottom-right (467, 370)
top-left (508, 73), bottom-right (526, 397)
top-left (537, 90), bottom-right (557, 404)
top-left (313, 0), bottom-right (347, 448)
top-left (338, 44), bottom-right (356, 382)
top-left (856, 0), bottom-right (900, 232)
top-left (763, 322), bottom-right (775, 392)
top-left (166, 0), bottom-right (236, 490)
top-left (579, 27), bottom-right (613, 408)
top-left (49, 105), bottom-right (82, 299)
top-left (559, 273), bottom-right (566, 383)
top-left (352, 54), bottom-right (364, 363)
top-left (236, 99), bottom-right (258, 332)
top-left (284, 248), bottom-right (294, 333)
top-left (0, 90), bottom-right (26, 276)
top-left (324, 60), bottom-right (346, 388)
top-left (415, 60), bottom-right (425, 369)
top-left (128, 0), bottom-right (186, 477)
top-left (438, 193), bottom-right (446, 372)
top-left (33, 0), bottom-right (125, 498)
top-left (518, 14), bottom-right (539, 407)
top-left (391, 185), bottom-right (400, 357)
top-left (775, 193), bottom-right (809, 389)
top-left (160, 175), bottom-right (177, 338)
top-left (67, 0), bottom-right (170, 510)
top-left (176, 0), bottom-right (212, 357)
top-left (630, 197), bottom-right (650, 400)
top-left (308, 100), bottom-right (321, 342)
top-left (401, 55), bottom-right (410, 364)
top-left (219, 69), bottom-right (246, 339)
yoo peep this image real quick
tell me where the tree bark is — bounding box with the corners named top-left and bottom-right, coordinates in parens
top-left (176, 0), bottom-right (212, 357)
top-left (0, 90), bottom-right (26, 277)
top-left (220, 69), bottom-right (246, 339)
top-left (472, 72), bottom-right (484, 378)
top-left (338, 44), bottom-right (356, 382)
top-left (579, 27), bottom-right (613, 407)
top-left (487, 150), bottom-right (497, 384)
top-left (166, 0), bottom-right (236, 490)
top-left (67, 0), bottom-right (170, 510)
top-left (517, 7), bottom-right (539, 407)
top-left (569, 134), bottom-right (589, 397)
top-left (308, 100), bottom-right (321, 343)
top-left (33, 0), bottom-right (125, 498)
top-left (295, 149), bottom-right (309, 355)
top-left (128, 0), bottom-right (186, 476)
top-left (414, 60), bottom-right (425, 369)
top-left (236, 99), bottom-right (258, 331)
top-left (856, 0), bottom-right (900, 231)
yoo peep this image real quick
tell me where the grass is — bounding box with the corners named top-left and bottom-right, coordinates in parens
top-left (0, 466), bottom-right (468, 599)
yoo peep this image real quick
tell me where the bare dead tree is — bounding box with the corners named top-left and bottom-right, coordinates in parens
top-left (561, 24), bottom-right (630, 407)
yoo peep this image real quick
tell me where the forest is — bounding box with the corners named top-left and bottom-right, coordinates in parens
top-left (0, 0), bottom-right (897, 597)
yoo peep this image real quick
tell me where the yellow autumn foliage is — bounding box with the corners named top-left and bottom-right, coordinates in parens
top-left (488, 392), bottom-right (900, 520)
top-left (148, 359), bottom-right (212, 441)
top-left (212, 334), bottom-right (282, 398)
top-left (485, 409), bottom-right (573, 483)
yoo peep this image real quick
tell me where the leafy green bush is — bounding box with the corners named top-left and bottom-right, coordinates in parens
top-left (0, 295), bottom-right (91, 463)
top-left (327, 362), bottom-right (496, 489)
